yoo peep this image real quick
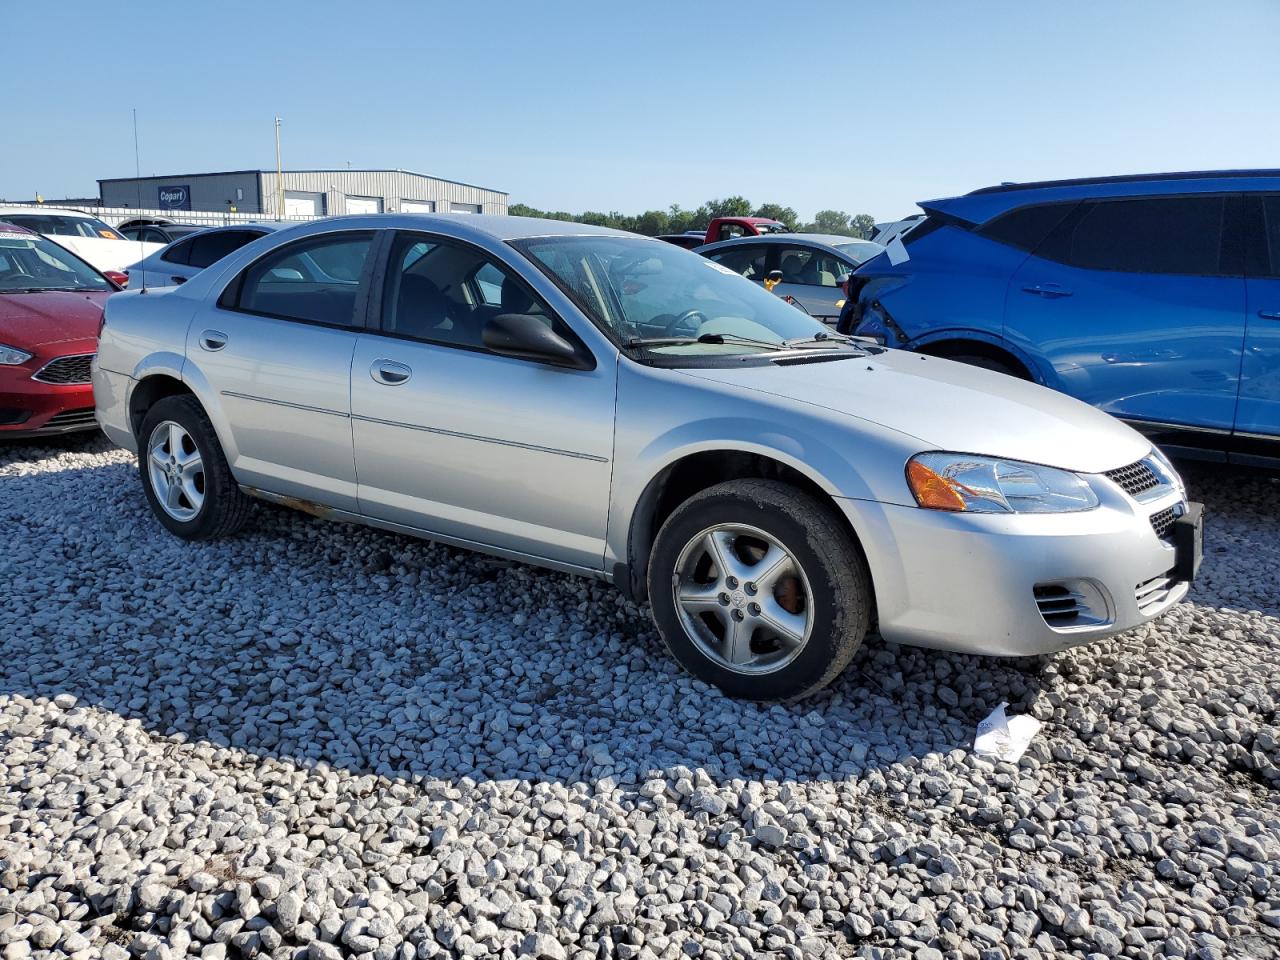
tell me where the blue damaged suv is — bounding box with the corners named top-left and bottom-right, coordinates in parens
top-left (847, 170), bottom-right (1280, 465)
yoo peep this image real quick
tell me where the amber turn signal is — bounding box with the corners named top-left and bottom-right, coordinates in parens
top-left (906, 460), bottom-right (967, 511)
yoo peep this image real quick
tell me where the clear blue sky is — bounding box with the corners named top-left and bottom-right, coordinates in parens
top-left (7, 0), bottom-right (1278, 221)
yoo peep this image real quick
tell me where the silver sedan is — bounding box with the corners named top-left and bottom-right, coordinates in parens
top-left (695, 233), bottom-right (884, 321)
top-left (93, 214), bottom-right (1202, 700)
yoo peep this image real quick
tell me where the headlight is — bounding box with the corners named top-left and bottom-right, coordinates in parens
top-left (0, 344), bottom-right (33, 365)
top-left (906, 452), bottom-right (1099, 513)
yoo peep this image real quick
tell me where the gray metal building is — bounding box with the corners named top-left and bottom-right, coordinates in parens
top-left (98, 168), bottom-right (507, 218)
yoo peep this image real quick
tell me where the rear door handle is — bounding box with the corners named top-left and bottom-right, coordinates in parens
top-left (1021, 283), bottom-right (1073, 298)
top-left (371, 359), bottom-right (411, 385)
top-left (198, 329), bottom-right (227, 351)
top-left (1259, 309), bottom-right (1280, 320)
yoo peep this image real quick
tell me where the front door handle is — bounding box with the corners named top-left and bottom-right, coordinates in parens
top-left (198, 329), bottom-right (227, 351)
top-left (1021, 283), bottom-right (1073, 298)
top-left (1259, 309), bottom-right (1280, 320)
top-left (371, 359), bottom-right (411, 385)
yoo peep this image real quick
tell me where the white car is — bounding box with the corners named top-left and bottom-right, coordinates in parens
top-left (123, 223), bottom-right (287, 288)
top-left (0, 206), bottom-right (163, 273)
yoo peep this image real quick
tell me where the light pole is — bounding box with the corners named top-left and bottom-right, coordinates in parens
top-left (274, 117), bottom-right (284, 220)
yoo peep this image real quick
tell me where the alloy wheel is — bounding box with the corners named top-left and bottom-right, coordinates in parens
top-left (672, 523), bottom-right (814, 675)
top-left (147, 420), bottom-right (205, 522)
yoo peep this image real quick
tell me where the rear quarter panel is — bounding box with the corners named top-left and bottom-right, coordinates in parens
top-left (855, 226), bottom-right (1029, 348)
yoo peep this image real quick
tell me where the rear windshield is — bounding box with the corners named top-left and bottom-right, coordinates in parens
top-left (4, 213), bottom-right (123, 241)
top-left (0, 230), bottom-right (112, 293)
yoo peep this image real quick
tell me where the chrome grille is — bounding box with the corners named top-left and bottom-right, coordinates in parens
top-left (1135, 570), bottom-right (1177, 613)
top-left (1150, 505), bottom-right (1178, 541)
top-left (1104, 459), bottom-right (1160, 497)
top-left (1034, 584), bottom-right (1088, 627)
top-left (32, 353), bottom-right (95, 385)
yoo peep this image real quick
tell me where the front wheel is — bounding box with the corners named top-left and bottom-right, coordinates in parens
top-left (137, 394), bottom-right (252, 539)
top-left (647, 479), bottom-right (872, 700)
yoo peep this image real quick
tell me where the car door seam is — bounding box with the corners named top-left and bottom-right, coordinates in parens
top-left (348, 413), bottom-right (609, 462)
top-left (220, 390), bottom-right (348, 418)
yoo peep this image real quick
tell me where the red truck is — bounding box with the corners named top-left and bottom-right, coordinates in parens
top-left (658, 217), bottom-right (789, 249)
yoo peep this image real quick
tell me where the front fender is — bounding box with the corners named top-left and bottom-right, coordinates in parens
top-left (605, 362), bottom-right (923, 580)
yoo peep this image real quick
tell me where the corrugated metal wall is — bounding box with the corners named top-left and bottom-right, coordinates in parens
top-left (99, 169), bottom-right (507, 217)
top-left (257, 170), bottom-right (507, 218)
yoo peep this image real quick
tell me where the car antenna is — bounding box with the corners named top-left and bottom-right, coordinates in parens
top-left (132, 108), bottom-right (148, 294)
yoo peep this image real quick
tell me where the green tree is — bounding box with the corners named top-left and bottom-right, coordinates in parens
top-left (849, 213), bottom-right (876, 240)
top-left (704, 196), bottom-right (754, 220)
top-left (667, 204), bottom-right (696, 233)
top-left (635, 209), bottom-right (671, 236)
top-left (753, 203), bottom-right (799, 231)
top-left (509, 202), bottom-right (543, 218)
top-left (806, 209), bottom-right (855, 235)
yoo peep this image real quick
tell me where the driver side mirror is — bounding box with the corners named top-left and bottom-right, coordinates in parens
top-left (482, 313), bottom-right (592, 369)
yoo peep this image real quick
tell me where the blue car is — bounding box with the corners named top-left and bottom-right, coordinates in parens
top-left (847, 170), bottom-right (1280, 465)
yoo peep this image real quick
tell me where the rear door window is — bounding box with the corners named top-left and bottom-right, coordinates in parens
top-left (186, 230), bottom-right (261, 269)
top-left (232, 231), bottom-right (375, 328)
top-left (706, 244), bottom-right (770, 280)
top-left (777, 246), bottom-right (843, 287)
top-left (160, 237), bottom-right (194, 265)
top-left (1038, 196), bottom-right (1229, 276)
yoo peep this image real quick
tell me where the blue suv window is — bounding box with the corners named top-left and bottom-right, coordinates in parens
top-left (1037, 196), bottom-right (1228, 276)
top-left (978, 202), bottom-right (1077, 252)
top-left (1263, 195), bottom-right (1280, 277)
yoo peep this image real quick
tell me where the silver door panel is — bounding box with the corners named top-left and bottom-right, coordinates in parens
top-left (188, 308), bottom-right (360, 510)
top-left (350, 336), bottom-right (616, 569)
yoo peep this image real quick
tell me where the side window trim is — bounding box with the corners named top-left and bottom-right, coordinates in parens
top-left (368, 229), bottom-right (594, 368)
top-left (216, 228), bottom-right (382, 330)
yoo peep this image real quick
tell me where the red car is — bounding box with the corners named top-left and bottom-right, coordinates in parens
top-left (0, 222), bottom-right (125, 438)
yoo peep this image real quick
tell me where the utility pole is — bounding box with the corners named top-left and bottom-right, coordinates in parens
top-left (274, 116), bottom-right (284, 220)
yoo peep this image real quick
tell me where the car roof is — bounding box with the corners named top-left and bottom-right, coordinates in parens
top-left (924, 169), bottom-right (1280, 226)
top-left (696, 234), bottom-right (881, 253)
top-left (268, 214), bottom-right (643, 245)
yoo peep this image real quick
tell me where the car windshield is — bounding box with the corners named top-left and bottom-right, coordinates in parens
top-left (515, 235), bottom-right (832, 357)
top-left (835, 241), bottom-right (885, 264)
top-left (0, 230), bottom-right (112, 293)
top-left (3, 213), bottom-right (123, 241)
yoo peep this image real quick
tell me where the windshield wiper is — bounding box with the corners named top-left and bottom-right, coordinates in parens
top-left (626, 332), bottom-right (787, 351)
top-left (782, 330), bottom-right (858, 348)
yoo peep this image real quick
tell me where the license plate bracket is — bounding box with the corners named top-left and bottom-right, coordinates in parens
top-left (1172, 501), bottom-right (1203, 583)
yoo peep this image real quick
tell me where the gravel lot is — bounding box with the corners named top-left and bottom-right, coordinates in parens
top-left (1, 433), bottom-right (1278, 960)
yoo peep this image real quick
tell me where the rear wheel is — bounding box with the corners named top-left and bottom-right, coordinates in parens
top-left (947, 354), bottom-right (1027, 378)
top-left (138, 395), bottom-right (252, 539)
top-left (648, 479), bottom-right (872, 700)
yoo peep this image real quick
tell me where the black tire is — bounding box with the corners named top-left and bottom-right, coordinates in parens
top-left (137, 394), bottom-right (252, 539)
top-left (647, 479), bottom-right (872, 700)
top-left (948, 354), bottom-right (1027, 378)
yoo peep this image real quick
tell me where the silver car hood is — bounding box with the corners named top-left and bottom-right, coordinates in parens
top-left (680, 349), bottom-right (1151, 474)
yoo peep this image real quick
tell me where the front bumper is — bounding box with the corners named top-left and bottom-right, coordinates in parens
top-left (839, 483), bottom-right (1192, 657)
top-left (0, 368), bottom-right (97, 439)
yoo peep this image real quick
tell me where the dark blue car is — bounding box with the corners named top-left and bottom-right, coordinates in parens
top-left (848, 170), bottom-right (1280, 465)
